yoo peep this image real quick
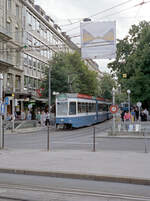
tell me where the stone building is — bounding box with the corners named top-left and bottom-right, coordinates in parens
top-left (0, 0), bottom-right (101, 118)
top-left (0, 0), bottom-right (79, 116)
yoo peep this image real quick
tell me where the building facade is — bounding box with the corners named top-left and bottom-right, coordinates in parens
top-left (0, 0), bottom-right (101, 118)
top-left (0, 0), bottom-right (79, 116)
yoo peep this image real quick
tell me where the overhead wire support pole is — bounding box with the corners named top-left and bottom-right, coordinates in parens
top-left (112, 87), bottom-right (116, 133)
top-left (48, 65), bottom-right (51, 124)
top-left (0, 74), bottom-right (3, 149)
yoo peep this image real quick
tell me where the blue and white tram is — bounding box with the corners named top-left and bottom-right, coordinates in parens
top-left (55, 93), bottom-right (112, 128)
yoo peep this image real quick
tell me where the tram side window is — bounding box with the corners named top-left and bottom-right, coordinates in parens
top-left (78, 102), bottom-right (82, 113)
top-left (92, 103), bottom-right (96, 112)
top-left (89, 103), bottom-right (92, 112)
top-left (98, 103), bottom-right (108, 112)
top-left (103, 104), bottom-right (108, 111)
top-left (69, 102), bottom-right (76, 115)
top-left (82, 102), bottom-right (86, 113)
top-left (57, 102), bottom-right (68, 116)
top-left (86, 103), bottom-right (89, 112)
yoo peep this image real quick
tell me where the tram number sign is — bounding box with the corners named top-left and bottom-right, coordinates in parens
top-left (109, 105), bottom-right (118, 114)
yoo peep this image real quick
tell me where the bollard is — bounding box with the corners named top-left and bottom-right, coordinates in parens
top-left (2, 123), bottom-right (4, 149)
top-left (143, 129), bottom-right (148, 153)
top-left (93, 126), bottom-right (96, 152)
top-left (47, 126), bottom-right (50, 151)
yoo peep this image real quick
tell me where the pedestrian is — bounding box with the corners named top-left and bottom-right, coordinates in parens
top-left (6, 112), bottom-right (12, 121)
top-left (41, 111), bottom-right (46, 126)
top-left (36, 111), bottom-right (41, 125)
top-left (26, 110), bottom-right (32, 120)
top-left (21, 110), bottom-right (26, 120)
top-left (45, 111), bottom-right (50, 126)
top-left (121, 110), bottom-right (125, 122)
top-left (131, 109), bottom-right (136, 123)
top-left (134, 107), bottom-right (139, 121)
top-left (143, 108), bottom-right (149, 121)
top-left (124, 110), bottom-right (131, 130)
top-left (140, 109), bottom-right (147, 121)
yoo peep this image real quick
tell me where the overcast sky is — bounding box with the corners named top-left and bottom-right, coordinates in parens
top-left (34, 0), bottom-right (150, 72)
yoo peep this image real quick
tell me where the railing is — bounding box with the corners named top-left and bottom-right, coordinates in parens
top-left (0, 26), bottom-right (12, 39)
top-left (0, 55), bottom-right (13, 66)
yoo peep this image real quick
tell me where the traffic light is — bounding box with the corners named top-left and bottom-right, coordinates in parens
top-left (123, 74), bottom-right (127, 78)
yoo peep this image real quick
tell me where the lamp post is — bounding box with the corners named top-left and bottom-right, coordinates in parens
top-left (127, 89), bottom-right (131, 114)
top-left (0, 74), bottom-right (3, 149)
top-left (112, 87), bottom-right (115, 133)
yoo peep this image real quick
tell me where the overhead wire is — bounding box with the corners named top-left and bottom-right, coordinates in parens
top-left (66, 0), bottom-right (150, 33)
top-left (60, 0), bottom-right (136, 28)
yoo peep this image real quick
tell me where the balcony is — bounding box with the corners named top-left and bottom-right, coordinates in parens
top-left (0, 55), bottom-right (14, 72)
top-left (0, 26), bottom-right (12, 41)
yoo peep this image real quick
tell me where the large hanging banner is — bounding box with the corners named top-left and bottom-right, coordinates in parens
top-left (80, 21), bottom-right (116, 59)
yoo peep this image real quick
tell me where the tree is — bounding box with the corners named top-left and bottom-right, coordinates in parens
top-left (99, 73), bottom-right (116, 99)
top-left (108, 21), bottom-right (150, 109)
top-left (42, 52), bottom-right (99, 103)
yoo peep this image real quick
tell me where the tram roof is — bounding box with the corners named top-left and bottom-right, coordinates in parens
top-left (56, 93), bottom-right (110, 102)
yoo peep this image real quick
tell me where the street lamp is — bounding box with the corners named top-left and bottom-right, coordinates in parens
top-left (112, 87), bottom-right (115, 105)
top-left (127, 89), bottom-right (131, 114)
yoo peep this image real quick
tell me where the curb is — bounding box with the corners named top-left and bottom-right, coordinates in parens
top-left (0, 168), bottom-right (150, 185)
top-left (97, 135), bottom-right (150, 139)
top-left (4, 127), bottom-right (55, 135)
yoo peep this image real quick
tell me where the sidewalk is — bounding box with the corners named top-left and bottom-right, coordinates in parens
top-left (0, 149), bottom-right (150, 185)
top-left (1, 121), bottom-right (150, 185)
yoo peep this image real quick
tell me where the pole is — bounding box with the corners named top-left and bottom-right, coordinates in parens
top-left (93, 126), bottom-right (96, 152)
top-left (0, 74), bottom-right (3, 149)
top-left (112, 88), bottom-right (115, 133)
top-left (12, 96), bottom-right (15, 131)
top-left (48, 66), bottom-right (51, 124)
top-left (2, 123), bottom-right (4, 149)
top-left (128, 93), bottom-right (130, 115)
top-left (47, 126), bottom-right (50, 151)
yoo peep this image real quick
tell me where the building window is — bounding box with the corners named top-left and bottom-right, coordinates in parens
top-left (6, 22), bottom-right (11, 32)
top-left (15, 27), bottom-right (19, 41)
top-left (23, 54), bottom-right (28, 66)
top-left (7, 73), bottom-right (13, 90)
top-left (33, 57), bottom-right (37, 69)
top-left (16, 5), bottom-right (19, 18)
top-left (28, 55), bottom-right (33, 67)
top-left (15, 75), bottom-right (21, 90)
top-left (7, 0), bottom-right (11, 10)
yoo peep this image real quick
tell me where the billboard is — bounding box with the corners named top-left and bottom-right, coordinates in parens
top-left (80, 21), bottom-right (116, 59)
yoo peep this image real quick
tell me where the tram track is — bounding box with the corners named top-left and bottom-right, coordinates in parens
top-left (0, 183), bottom-right (149, 201)
top-left (54, 120), bottom-right (112, 140)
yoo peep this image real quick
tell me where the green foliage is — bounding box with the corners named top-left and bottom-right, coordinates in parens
top-left (99, 73), bottom-right (116, 99)
top-left (42, 52), bottom-right (99, 103)
top-left (108, 20), bottom-right (150, 109)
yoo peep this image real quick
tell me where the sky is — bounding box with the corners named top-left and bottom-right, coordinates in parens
top-left (34, 0), bottom-right (150, 72)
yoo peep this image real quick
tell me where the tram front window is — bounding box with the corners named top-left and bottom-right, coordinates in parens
top-left (69, 102), bottom-right (76, 115)
top-left (57, 102), bottom-right (68, 116)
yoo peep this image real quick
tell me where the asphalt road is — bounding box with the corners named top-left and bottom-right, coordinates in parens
top-left (0, 173), bottom-right (150, 200)
top-left (3, 120), bottom-right (150, 152)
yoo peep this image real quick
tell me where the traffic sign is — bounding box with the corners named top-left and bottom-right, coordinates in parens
top-left (0, 103), bottom-right (5, 115)
top-left (4, 97), bottom-right (10, 105)
top-left (137, 102), bottom-right (142, 108)
top-left (109, 105), bottom-right (118, 114)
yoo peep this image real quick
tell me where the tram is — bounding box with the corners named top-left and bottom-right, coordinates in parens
top-left (55, 93), bottom-right (112, 128)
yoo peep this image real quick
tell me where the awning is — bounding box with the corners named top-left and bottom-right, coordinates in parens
top-left (32, 96), bottom-right (48, 103)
